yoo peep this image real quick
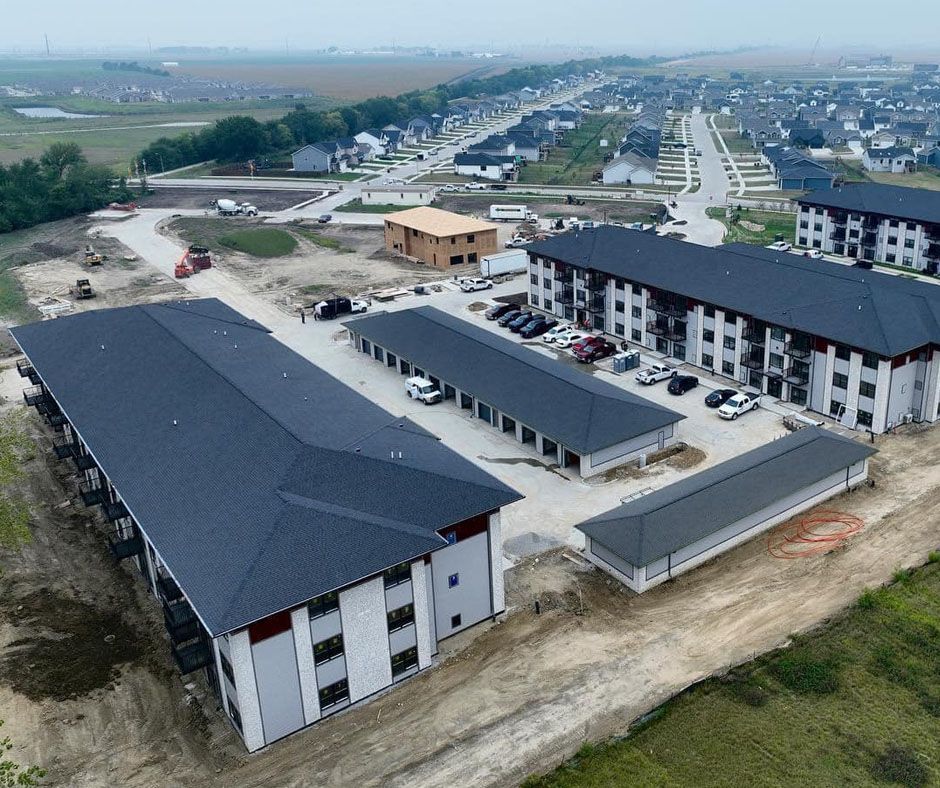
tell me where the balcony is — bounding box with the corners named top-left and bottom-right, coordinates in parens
top-left (829, 229), bottom-right (847, 242)
top-left (16, 360), bottom-right (40, 384)
top-left (108, 523), bottom-right (143, 560)
top-left (46, 410), bottom-right (68, 429)
top-left (741, 352), bottom-right (765, 370)
top-left (665, 326), bottom-right (687, 342)
top-left (164, 598), bottom-right (198, 643)
top-left (52, 435), bottom-right (77, 459)
top-left (829, 212), bottom-right (848, 226)
top-left (783, 367), bottom-right (810, 386)
top-left (171, 638), bottom-right (214, 675)
top-left (861, 216), bottom-right (879, 229)
top-left (646, 320), bottom-right (667, 336)
top-left (784, 341), bottom-right (812, 359)
top-left (647, 299), bottom-right (686, 318)
top-left (79, 480), bottom-right (106, 507)
top-left (587, 296), bottom-right (606, 314)
top-left (742, 325), bottom-right (766, 344)
top-left (558, 287), bottom-right (574, 305)
top-left (861, 231), bottom-right (877, 245)
top-left (102, 500), bottom-right (130, 522)
top-left (927, 242), bottom-right (940, 260)
top-left (553, 267), bottom-right (570, 282)
top-left (73, 453), bottom-right (97, 472)
top-left (22, 385), bottom-right (47, 407)
top-left (586, 275), bottom-right (607, 293)
top-left (156, 566), bottom-right (183, 603)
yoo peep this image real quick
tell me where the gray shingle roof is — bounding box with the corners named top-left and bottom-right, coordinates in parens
top-left (11, 299), bottom-right (521, 635)
top-left (799, 182), bottom-right (940, 225)
top-left (525, 226), bottom-right (940, 357)
top-left (577, 427), bottom-right (876, 566)
top-left (343, 307), bottom-right (683, 454)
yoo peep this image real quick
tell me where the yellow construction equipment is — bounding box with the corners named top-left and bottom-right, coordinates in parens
top-left (83, 245), bottom-right (103, 266)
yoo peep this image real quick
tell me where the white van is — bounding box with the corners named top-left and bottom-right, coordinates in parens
top-left (405, 377), bottom-right (442, 404)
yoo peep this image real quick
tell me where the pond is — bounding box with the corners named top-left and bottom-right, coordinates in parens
top-left (13, 107), bottom-right (103, 119)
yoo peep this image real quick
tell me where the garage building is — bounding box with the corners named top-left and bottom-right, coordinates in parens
top-left (344, 306), bottom-right (684, 477)
top-left (383, 206), bottom-right (498, 268)
top-left (576, 427), bottom-right (875, 592)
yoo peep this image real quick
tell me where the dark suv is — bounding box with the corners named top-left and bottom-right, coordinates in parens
top-left (667, 374), bottom-right (699, 395)
top-left (485, 302), bottom-right (518, 320)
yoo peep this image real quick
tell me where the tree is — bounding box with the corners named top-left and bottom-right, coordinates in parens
top-left (210, 116), bottom-right (269, 161)
top-left (39, 142), bottom-right (84, 179)
top-left (0, 719), bottom-right (45, 786)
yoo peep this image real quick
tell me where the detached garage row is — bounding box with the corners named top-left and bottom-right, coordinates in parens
top-left (576, 427), bottom-right (876, 592)
top-left (343, 306), bottom-right (684, 478)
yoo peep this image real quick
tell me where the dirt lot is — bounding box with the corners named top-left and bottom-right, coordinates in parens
top-left (139, 188), bottom-right (328, 213)
top-left (2, 356), bottom-right (939, 788)
top-left (435, 194), bottom-right (663, 225)
top-left (162, 218), bottom-right (480, 308)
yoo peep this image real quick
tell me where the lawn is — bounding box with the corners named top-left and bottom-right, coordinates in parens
top-left (217, 228), bottom-right (298, 257)
top-left (707, 206), bottom-right (796, 246)
top-left (717, 129), bottom-right (754, 154)
top-left (525, 557), bottom-right (940, 788)
top-left (517, 113), bottom-right (635, 186)
top-left (334, 199), bottom-right (406, 214)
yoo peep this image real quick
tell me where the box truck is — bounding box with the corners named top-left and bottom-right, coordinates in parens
top-left (479, 249), bottom-right (528, 277)
top-left (488, 204), bottom-right (537, 223)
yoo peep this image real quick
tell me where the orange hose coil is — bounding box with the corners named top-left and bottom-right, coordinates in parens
top-left (767, 510), bottom-right (864, 559)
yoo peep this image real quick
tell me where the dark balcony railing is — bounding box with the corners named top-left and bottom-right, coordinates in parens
top-left (783, 367), bottom-right (810, 386)
top-left (157, 566), bottom-right (183, 603)
top-left (741, 352), bottom-right (765, 370)
top-left (73, 453), bottom-right (97, 472)
top-left (16, 359), bottom-right (34, 378)
top-left (742, 326), bottom-right (766, 344)
top-left (587, 296), bottom-right (606, 313)
top-left (171, 638), bottom-right (214, 675)
top-left (52, 435), bottom-right (77, 459)
top-left (764, 369), bottom-right (783, 380)
top-left (558, 288), bottom-right (574, 305)
top-left (586, 276), bottom-right (607, 292)
top-left (665, 327), bottom-right (687, 342)
top-left (79, 480), bottom-right (106, 507)
top-left (784, 341), bottom-right (812, 359)
top-left (164, 598), bottom-right (198, 641)
top-left (47, 411), bottom-right (68, 429)
top-left (862, 231), bottom-right (877, 245)
top-left (646, 320), bottom-right (667, 336)
top-left (862, 216), bottom-right (879, 229)
top-left (22, 385), bottom-right (46, 407)
top-left (102, 500), bottom-right (130, 522)
top-left (553, 268), bottom-right (569, 281)
top-left (927, 242), bottom-right (940, 259)
top-left (830, 229), bottom-right (847, 241)
top-left (108, 523), bottom-right (143, 560)
top-left (830, 212), bottom-right (848, 225)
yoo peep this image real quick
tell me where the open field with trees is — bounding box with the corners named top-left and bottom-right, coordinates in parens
top-left (525, 557), bottom-right (940, 788)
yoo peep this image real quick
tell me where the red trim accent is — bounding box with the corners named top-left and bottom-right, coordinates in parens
top-left (438, 512), bottom-right (490, 543)
top-left (248, 610), bottom-right (292, 644)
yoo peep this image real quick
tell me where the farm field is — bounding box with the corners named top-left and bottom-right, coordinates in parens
top-left (175, 56), bottom-right (509, 100)
top-left (525, 558), bottom-right (940, 788)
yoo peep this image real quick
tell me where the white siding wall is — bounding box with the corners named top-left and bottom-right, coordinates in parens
top-left (228, 629), bottom-right (265, 751)
top-left (290, 606), bottom-right (320, 725)
top-left (339, 577), bottom-right (393, 703)
top-left (411, 559), bottom-right (434, 670)
top-left (488, 512), bottom-right (505, 614)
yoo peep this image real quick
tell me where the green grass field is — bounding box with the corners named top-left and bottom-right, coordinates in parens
top-left (517, 113), bottom-right (634, 186)
top-left (525, 557), bottom-right (940, 788)
top-left (217, 228), bottom-right (297, 257)
top-left (334, 199), bottom-right (405, 214)
top-left (706, 207), bottom-right (796, 246)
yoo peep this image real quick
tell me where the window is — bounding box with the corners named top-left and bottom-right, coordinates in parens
top-left (448, 573), bottom-right (460, 588)
top-left (468, 252), bottom-right (477, 264)
top-left (445, 531), bottom-right (457, 544)
top-left (387, 603), bottom-right (415, 632)
top-left (723, 336), bottom-right (736, 350)
top-left (449, 255), bottom-right (463, 265)
top-left (703, 329), bottom-right (715, 343)
top-left (543, 277), bottom-right (551, 289)
top-left (702, 353), bottom-right (713, 368)
top-left (412, 229), bottom-right (418, 237)
top-left (313, 634), bottom-right (344, 665)
top-left (318, 679), bottom-right (349, 710)
top-left (466, 234), bottom-right (475, 243)
top-left (799, 236), bottom-right (808, 246)
top-left (544, 298), bottom-right (553, 311)
top-left (887, 236), bottom-right (898, 246)
top-left (830, 400), bottom-right (843, 416)
top-left (450, 237), bottom-right (456, 245)
top-left (704, 305), bottom-right (715, 318)
top-left (886, 253), bottom-right (896, 263)
top-left (384, 562), bottom-right (411, 588)
top-left (800, 220), bottom-right (809, 229)
top-left (631, 329), bottom-right (642, 342)
top-left (228, 698), bottom-right (242, 732)
top-left (615, 299), bottom-right (625, 313)
top-left (832, 372), bottom-right (849, 389)
top-left (530, 293), bottom-right (540, 306)
top-left (769, 352), bottom-right (784, 369)
top-left (849, 229), bottom-right (859, 239)
top-left (857, 410), bottom-right (873, 428)
top-left (771, 327), bottom-right (787, 342)
top-left (789, 387), bottom-right (807, 406)
top-left (307, 591), bottom-right (339, 619)
top-left (889, 219), bottom-right (899, 228)
top-left (530, 274), bottom-right (538, 285)
top-left (615, 322), bottom-right (625, 335)
top-left (859, 381), bottom-right (876, 399)
top-left (904, 238), bottom-right (915, 249)
top-left (814, 222), bottom-right (822, 231)
top-left (632, 283), bottom-right (642, 295)
top-left (725, 311), bottom-right (737, 324)
top-left (451, 614), bottom-right (462, 629)
top-left (722, 361), bottom-right (735, 376)
top-left (391, 646), bottom-right (419, 677)
top-left (220, 652), bottom-right (236, 687)
top-left (615, 277), bottom-right (626, 290)
top-left (834, 345), bottom-right (851, 361)
top-left (631, 306), bottom-right (642, 319)
top-left (862, 351), bottom-right (879, 370)
top-left (812, 239), bottom-right (821, 249)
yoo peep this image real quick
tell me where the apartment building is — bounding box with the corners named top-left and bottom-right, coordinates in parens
top-left (11, 299), bottom-right (521, 752)
top-left (796, 183), bottom-right (940, 273)
top-left (525, 227), bottom-right (940, 433)
top-left (383, 207), bottom-right (498, 268)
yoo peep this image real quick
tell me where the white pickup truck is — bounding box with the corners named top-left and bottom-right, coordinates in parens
top-left (405, 377), bottom-right (442, 405)
top-left (635, 363), bottom-right (677, 385)
top-left (459, 277), bottom-right (493, 292)
top-left (717, 392), bottom-right (761, 420)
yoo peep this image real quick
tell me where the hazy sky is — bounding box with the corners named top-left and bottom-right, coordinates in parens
top-left (2, 0), bottom-right (938, 54)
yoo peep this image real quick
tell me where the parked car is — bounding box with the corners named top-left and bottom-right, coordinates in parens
top-left (541, 323), bottom-right (573, 343)
top-left (717, 392), bottom-right (761, 420)
top-left (497, 309), bottom-right (525, 327)
top-left (704, 388), bottom-right (738, 408)
top-left (554, 331), bottom-right (590, 349)
top-left (317, 214), bottom-right (332, 223)
top-left (667, 374), bottom-right (699, 395)
top-left (767, 241), bottom-right (791, 252)
top-left (459, 277), bottom-right (493, 292)
top-left (803, 249), bottom-right (824, 259)
top-left (405, 376), bottom-right (441, 405)
top-left (485, 302), bottom-right (518, 320)
top-left (440, 184), bottom-right (459, 192)
top-left (505, 236), bottom-right (529, 248)
top-left (635, 363), bottom-right (677, 385)
top-left (509, 313), bottom-right (541, 333)
top-left (520, 318), bottom-right (558, 339)
top-left (504, 311), bottom-right (533, 330)
top-left (574, 339), bottom-right (616, 363)
top-left (572, 335), bottom-right (604, 354)
top-left (464, 182), bottom-right (487, 191)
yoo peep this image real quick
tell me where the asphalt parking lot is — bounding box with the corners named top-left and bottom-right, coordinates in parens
top-left (298, 276), bottom-right (804, 562)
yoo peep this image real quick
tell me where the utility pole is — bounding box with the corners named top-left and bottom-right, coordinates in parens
top-left (44, 34), bottom-right (50, 56)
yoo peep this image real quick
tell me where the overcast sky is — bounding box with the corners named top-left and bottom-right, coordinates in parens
top-left (2, 0), bottom-right (938, 54)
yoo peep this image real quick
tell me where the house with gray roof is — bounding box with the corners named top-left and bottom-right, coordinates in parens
top-left (343, 306), bottom-right (684, 477)
top-left (11, 299), bottom-right (521, 752)
top-left (577, 427), bottom-right (875, 592)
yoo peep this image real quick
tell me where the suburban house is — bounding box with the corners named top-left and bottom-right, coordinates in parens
top-left (354, 129), bottom-right (390, 158)
top-left (11, 299), bottom-right (522, 752)
top-left (862, 146), bottom-right (917, 173)
top-left (291, 143), bottom-right (334, 174)
top-left (383, 207), bottom-right (498, 268)
top-left (525, 226), bottom-right (940, 433)
top-left (343, 307), bottom-right (684, 477)
top-left (762, 146), bottom-right (835, 190)
top-left (453, 152), bottom-right (517, 182)
top-left (602, 151), bottom-right (657, 185)
top-left (577, 428), bottom-right (875, 592)
top-left (796, 183), bottom-right (940, 272)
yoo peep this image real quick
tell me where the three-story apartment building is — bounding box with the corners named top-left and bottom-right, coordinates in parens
top-left (526, 227), bottom-right (940, 433)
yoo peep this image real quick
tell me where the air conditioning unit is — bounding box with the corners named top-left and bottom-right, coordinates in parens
top-left (903, 413), bottom-right (914, 424)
